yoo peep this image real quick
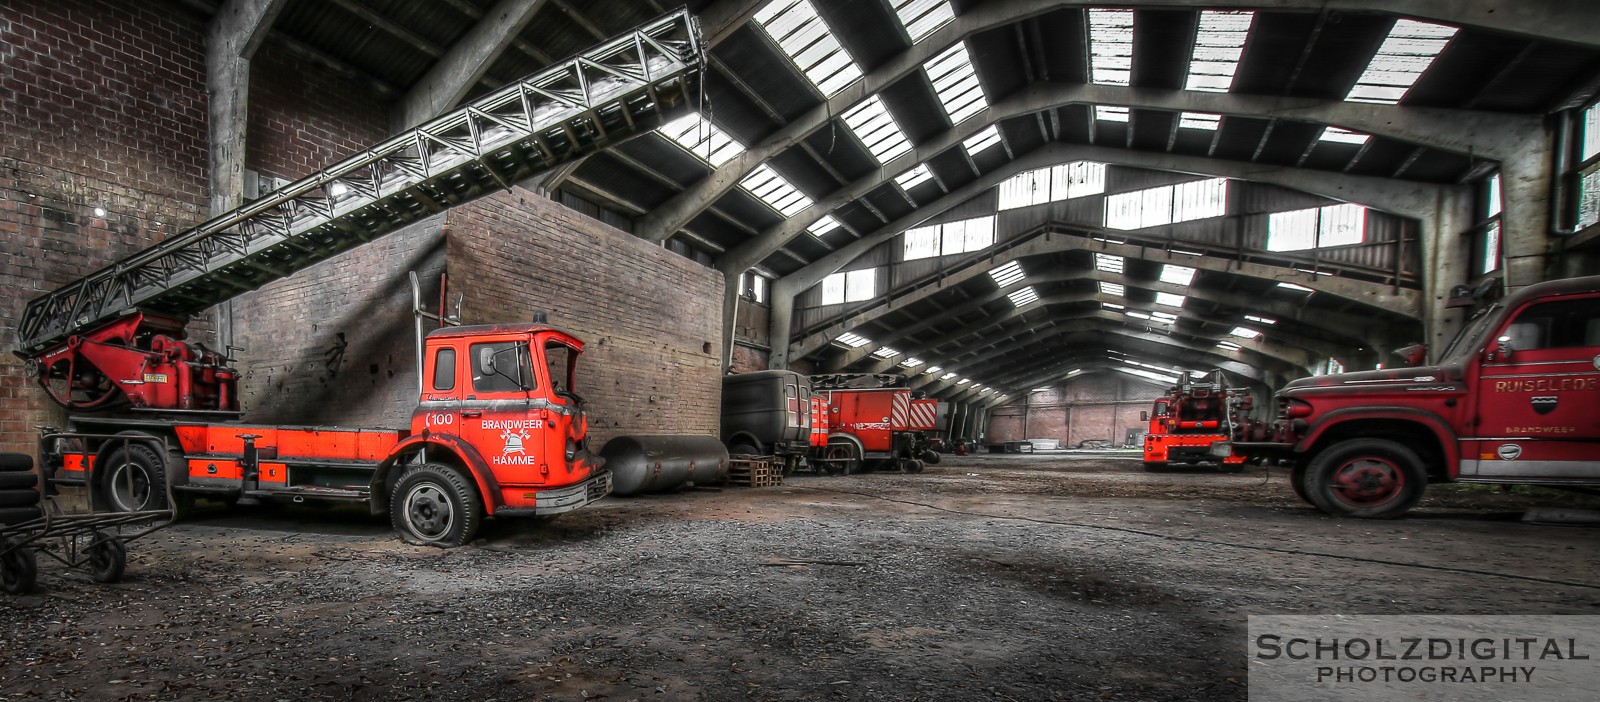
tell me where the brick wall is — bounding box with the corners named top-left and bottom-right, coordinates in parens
top-left (0, 0), bottom-right (208, 453)
top-left (245, 42), bottom-right (389, 182)
top-left (445, 189), bottom-right (724, 448)
top-left (984, 373), bottom-right (1165, 447)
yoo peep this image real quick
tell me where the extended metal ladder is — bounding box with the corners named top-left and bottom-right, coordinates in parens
top-left (16, 10), bottom-right (701, 356)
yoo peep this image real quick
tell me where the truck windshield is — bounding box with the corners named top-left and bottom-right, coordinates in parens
top-left (545, 340), bottom-right (578, 399)
top-left (1439, 303), bottom-right (1501, 363)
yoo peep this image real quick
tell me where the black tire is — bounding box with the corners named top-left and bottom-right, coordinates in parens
top-left (920, 450), bottom-right (942, 465)
top-left (0, 453), bottom-right (33, 472)
top-left (0, 490), bottom-right (40, 508)
top-left (907, 459), bottom-right (925, 474)
top-left (88, 532), bottom-right (127, 584)
top-left (101, 441), bottom-right (169, 513)
top-left (1142, 461), bottom-right (1171, 472)
top-left (2, 541), bottom-right (38, 595)
top-left (729, 443), bottom-right (759, 458)
top-left (823, 440), bottom-right (861, 476)
top-left (389, 463), bottom-right (482, 547)
top-left (0, 472), bottom-right (39, 490)
top-left (1304, 438), bottom-right (1426, 519)
top-left (0, 506), bottom-right (43, 526)
top-left (1289, 464), bottom-right (1314, 505)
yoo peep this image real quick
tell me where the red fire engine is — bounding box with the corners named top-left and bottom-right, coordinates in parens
top-left (1141, 372), bottom-right (1259, 472)
top-left (12, 13), bottom-right (703, 547)
top-left (808, 374), bottom-right (937, 474)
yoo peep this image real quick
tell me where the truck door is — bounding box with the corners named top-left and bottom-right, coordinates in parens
top-left (1465, 295), bottom-right (1600, 480)
top-left (461, 339), bottom-right (540, 473)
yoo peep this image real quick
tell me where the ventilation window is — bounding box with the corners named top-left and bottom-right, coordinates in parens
top-left (1185, 11), bottom-right (1253, 92)
top-left (1346, 20), bottom-right (1458, 104)
top-left (820, 268), bottom-right (878, 305)
top-left (755, 0), bottom-right (862, 97)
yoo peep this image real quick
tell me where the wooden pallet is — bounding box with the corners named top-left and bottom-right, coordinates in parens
top-left (726, 455), bottom-right (782, 488)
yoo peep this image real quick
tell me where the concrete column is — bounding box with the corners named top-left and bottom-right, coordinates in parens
top-left (1498, 127), bottom-right (1558, 291)
top-left (1414, 188), bottom-right (1478, 358)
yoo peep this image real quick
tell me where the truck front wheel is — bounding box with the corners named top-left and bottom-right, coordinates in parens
top-left (390, 464), bottom-right (482, 547)
top-left (101, 442), bottom-right (169, 513)
top-left (1289, 464), bottom-right (1313, 506)
top-left (1305, 439), bottom-right (1425, 519)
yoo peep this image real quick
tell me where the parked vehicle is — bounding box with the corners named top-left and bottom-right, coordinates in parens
top-left (720, 369), bottom-right (821, 474)
top-left (1245, 275), bottom-right (1600, 519)
top-left (13, 12), bottom-right (704, 547)
top-left (808, 374), bottom-right (938, 473)
top-left (1141, 372), bottom-right (1260, 472)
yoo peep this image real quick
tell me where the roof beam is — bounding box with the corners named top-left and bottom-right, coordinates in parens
top-left (394, 0), bottom-right (548, 132)
top-left (638, 0), bottom-right (1544, 250)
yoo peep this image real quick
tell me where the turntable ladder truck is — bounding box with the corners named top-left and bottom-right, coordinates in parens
top-left (9, 11), bottom-right (704, 547)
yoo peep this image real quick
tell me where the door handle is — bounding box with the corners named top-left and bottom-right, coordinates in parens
top-left (461, 410), bottom-right (482, 418)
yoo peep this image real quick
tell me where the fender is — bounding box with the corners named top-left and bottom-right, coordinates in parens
top-left (826, 432), bottom-right (866, 458)
top-left (1296, 407), bottom-right (1461, 478)
top-left (376, 433), bottom-right (503, 514)
top-left (724, 432), bottom-right (765, 455)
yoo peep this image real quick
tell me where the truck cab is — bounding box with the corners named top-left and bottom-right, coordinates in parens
top-left (1273, 275), bottom-right (1600, 519)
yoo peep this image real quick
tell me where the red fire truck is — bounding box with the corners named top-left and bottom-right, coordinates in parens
top-left (809, 374), bottom-right (937, 474)
top-left (1245, 275), bottom-right (1600, 519)
top-left (12, 12), bottom-right (703, 547)
top-left (1141, 372), bottom-right (1258, 472)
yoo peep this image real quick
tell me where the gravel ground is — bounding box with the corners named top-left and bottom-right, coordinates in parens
top-left (3, 452), bottom-right (1598, 701)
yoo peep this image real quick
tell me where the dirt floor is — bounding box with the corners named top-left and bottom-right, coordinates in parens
top-left (3, 451), bottom-right (1599, 701)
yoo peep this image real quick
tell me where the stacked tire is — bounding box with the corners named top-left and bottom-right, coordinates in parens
top-left (1, 452), bottom-right (41, 594)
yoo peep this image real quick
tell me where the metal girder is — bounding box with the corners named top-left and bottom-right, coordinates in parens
top-left (785, 213), bottom-right (1421, 367)
top-left (395, 0), bottom-right (549, 132)
top-left (819, 263), bottom-right (1395, 370)
top-left (909, 307), bottom-right (1313, 378)
top-left (848, 290), bottom-right (1346, 376)
top-left (17, 12), bottom-right (703, 356)
top-left (637, 0), bottom-right (1546, 251)
top-left (912, 322), bottom-right (1279, 396)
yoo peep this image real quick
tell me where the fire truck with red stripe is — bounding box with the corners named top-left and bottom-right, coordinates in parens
top-left (10, 13), bottom-right (703, 547)
top-left (808, 374), bottom-right (940, 474)
top-left (1243, 275), bottom-right (1600, 519)
top-left (1141, 371), bottom-right (1259, 472)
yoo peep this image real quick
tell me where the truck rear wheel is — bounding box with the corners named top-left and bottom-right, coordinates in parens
top-left (101, 441), bottom-right (169, 513)
top-left (1305, 439), bottom-right (1425, 519)
top-left (390, 464), bottom-right (482, 548)
top-left (824, 440), bottom-right (861, 476)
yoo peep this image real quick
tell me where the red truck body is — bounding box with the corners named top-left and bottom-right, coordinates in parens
top-left (46, 323), bottom-right (611, 546)
top-left (1256, 275), bottom-right (1600, 519)
top-left (810, 385), bottom-right (938, 474)
top-left (1141, 375), bottom-right (1254, 471)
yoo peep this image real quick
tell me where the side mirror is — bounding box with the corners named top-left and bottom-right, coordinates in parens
top-left (1494, 335), bottom-right (1514, 361)
top-left (478, 348), bottom-right (497, 374)
top-left (1394, 343), bottom-right (1428, 368)
top-left (1139, 411), bottom-right (1149, 422)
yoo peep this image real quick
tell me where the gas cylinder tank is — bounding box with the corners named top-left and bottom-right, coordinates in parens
top-left (599, 435), bottom-right (729, 496)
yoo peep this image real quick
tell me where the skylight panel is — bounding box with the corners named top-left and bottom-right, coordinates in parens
top-left (1178, 112), bottom-right (1222, 130)
top-left (896, 164), bottom-right (934, 190)
top-left (740, 164), bottom-right (812, 216)
top-left (658, 113), bottom-right (745, 165)
top-left (842, 95), bottom-right (913, 163)
top-left (755, 0), bottom-right (862, 97)
top-left (941, 372), bottom-right (958, 380)
top-left (1319, 126), bottom-right (1370, 145)
top-left (1088, 9), bottom-right (1134, 86)
top-left (1159, 264), bottom-right (1196, 286)
top-left (1154, 292), bottom-right (1186, 307)
top-left (1245, 315), bottom-right (1277, 325)
top-left (1099, 282), bottom-right (1125, 297)
top-left (1102, 302), bottom-right (1125, 310)
top-left (1095, 106), bottom-right (1130, 123)
top-left (957, 378), bottom-right (971, 385)
top-left (925, 42), bottom-right (987, 124)
top-left (1126, 310), bottom-right (1152, 320)
top-left (963, 125), bottom-right (1003, 154)
top-left (1007, 286), bottom-right (1040, 306)
top-left (891, 0), bottom-right (954, 43)
top-left (1276, 282), bottom-right (1314, 293)
top-left (1185, 11), bottom-right (1253, 92)
top-left (834, 332), bottom-right (872, 348)
top-left (1346, 19), bottom-right (1458, 105)
top-left (989, 260), bottom-right (1026, 287)
top-left (1151, 310), bottom-right (1178, 322)
top-left (1217, 341), bottom-right (1242, 350)
top-left (810, 215), bottom-right (841, 235)
top-left (1229, 326), bottom-right (1262, 340)
top-left (900, 357), bottom-right (925, 368)
top-left (872, 347), bottom-right (902, 359)
top-left (924, 365), bottom-right (943, 375)
top-left (1117, 367), bottom-right (1180, 385)
top-left (1093, 253), bottom-right (1124, 274)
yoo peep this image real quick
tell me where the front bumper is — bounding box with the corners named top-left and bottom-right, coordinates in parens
top-left (534, 469), bottom-right (613, 515)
